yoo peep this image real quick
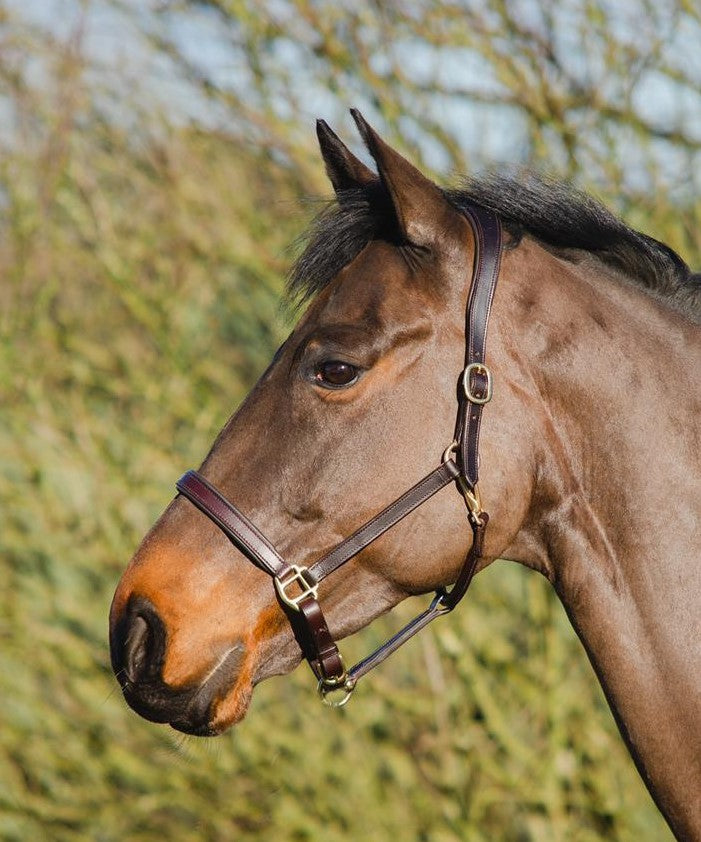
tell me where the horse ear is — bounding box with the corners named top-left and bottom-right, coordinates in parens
top-left (316, 119), bottom-right (377, 199)
top-left (350, 108), bottom-right (457, 248)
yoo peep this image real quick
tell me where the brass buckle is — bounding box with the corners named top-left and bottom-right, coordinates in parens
top-left (274, 565), bottom-right (319, 611)
top-left (456, 475), bottom-right (484, 524)
top-left (442, 441), bottom-right (484, 524)
top-left (318, 665), bottom-right (356, 708)
top-left (462, 362), bottom-right (493, 404)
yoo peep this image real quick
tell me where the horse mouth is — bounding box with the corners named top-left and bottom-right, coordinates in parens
top-left (169, 645), bottom-right (251, 735)
top-left (118, 641), bottom-right (251, 737)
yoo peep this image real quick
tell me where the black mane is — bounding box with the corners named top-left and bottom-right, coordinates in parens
top-left (287, 173), bottom-right (701, 322)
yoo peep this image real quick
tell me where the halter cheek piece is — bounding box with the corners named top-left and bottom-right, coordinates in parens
top-left (176, 205), bottom-right (502, 707)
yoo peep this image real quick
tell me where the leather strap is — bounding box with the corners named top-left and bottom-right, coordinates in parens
top-left (347, 514), bottom-right (487, 683)
top-left (295, 598), bottom-right (346, 681)
top-left (176, 471), bottom-right (292, 580)
top-left (455, 206), bottom-right (502, 489)
top-left (441, 512), bottom-right (487, 610)
top-left (310, 461), bottom-right (459, 582)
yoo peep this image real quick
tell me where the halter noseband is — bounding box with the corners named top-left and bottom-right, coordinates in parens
top-left (176, 205), bottom-right (502, 706)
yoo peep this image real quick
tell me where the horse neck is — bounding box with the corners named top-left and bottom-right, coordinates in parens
top-left (503, 241), bottom-right (701, 839)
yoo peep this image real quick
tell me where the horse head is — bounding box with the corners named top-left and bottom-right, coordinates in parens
top-left (109, 112), bottom-right (537, 734)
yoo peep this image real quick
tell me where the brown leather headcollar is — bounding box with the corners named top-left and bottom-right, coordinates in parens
top-left (176, 204), bottom-right (502, 706)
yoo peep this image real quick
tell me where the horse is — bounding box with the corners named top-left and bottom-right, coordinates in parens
top-left (109, 110), bottom-right (701, 840)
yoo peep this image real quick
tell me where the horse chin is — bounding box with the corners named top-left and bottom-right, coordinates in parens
top-left (252, 634), bottom-right (304, 683)
top-left (164, 665), bottom-right (256, 736)
top-left (202, 680), bottom-right (255, 734)
top-left (173, 635), bottom-right (303, 736)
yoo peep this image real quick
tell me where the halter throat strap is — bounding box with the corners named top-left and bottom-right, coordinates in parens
top-left (175, 204), bottom-right (502, 705)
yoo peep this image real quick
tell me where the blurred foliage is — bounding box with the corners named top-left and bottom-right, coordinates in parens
top-left (1, 1), bottom-right (698, 840)
top-left (146, 0), bottom-right (701, 195)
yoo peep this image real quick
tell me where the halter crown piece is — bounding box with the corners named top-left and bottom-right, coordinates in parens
top-left (176, 205), bottom-right (502, 706)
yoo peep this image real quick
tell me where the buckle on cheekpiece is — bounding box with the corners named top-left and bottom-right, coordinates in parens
top-left (462, 362), bottom-right (493, 404)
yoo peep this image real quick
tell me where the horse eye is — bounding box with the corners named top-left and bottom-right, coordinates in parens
top-left (315, 360), bottom-right (359, 388)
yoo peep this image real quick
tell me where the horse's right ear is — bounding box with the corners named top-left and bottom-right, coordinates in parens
top-left (350, 109), bottom-right (462, 250)
top-left (316, 119), bottom-right (377, 199)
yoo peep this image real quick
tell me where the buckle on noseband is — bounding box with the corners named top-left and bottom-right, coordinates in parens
top-left (275, 565), bottom-right (319, 611)
top-left (462, 362), bottom-right (493, 405)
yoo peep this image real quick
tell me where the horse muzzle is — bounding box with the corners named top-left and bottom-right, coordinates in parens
top-left (109, 595), bottom-right (246, 736)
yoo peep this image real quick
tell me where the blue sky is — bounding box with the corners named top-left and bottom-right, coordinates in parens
top-left (6, 0), bottom-right (701, 197)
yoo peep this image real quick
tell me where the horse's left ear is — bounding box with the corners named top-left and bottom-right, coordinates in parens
top-left (351, 108), bottom-right (460, 248)
top-left (316, 119), bottom-right (377, 199)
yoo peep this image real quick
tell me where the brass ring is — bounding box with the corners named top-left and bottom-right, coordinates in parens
top-left (442, 440), bottom-right (458, 465)
top-left (318, 674), bottom-right (356, 708)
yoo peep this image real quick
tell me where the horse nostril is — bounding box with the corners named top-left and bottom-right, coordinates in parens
top-left (111, 596), bottom-right (166, 686)
top-left (125, 615), bottom-right (150, 682)
top-left (110, 593), bottom-right (246, 733)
